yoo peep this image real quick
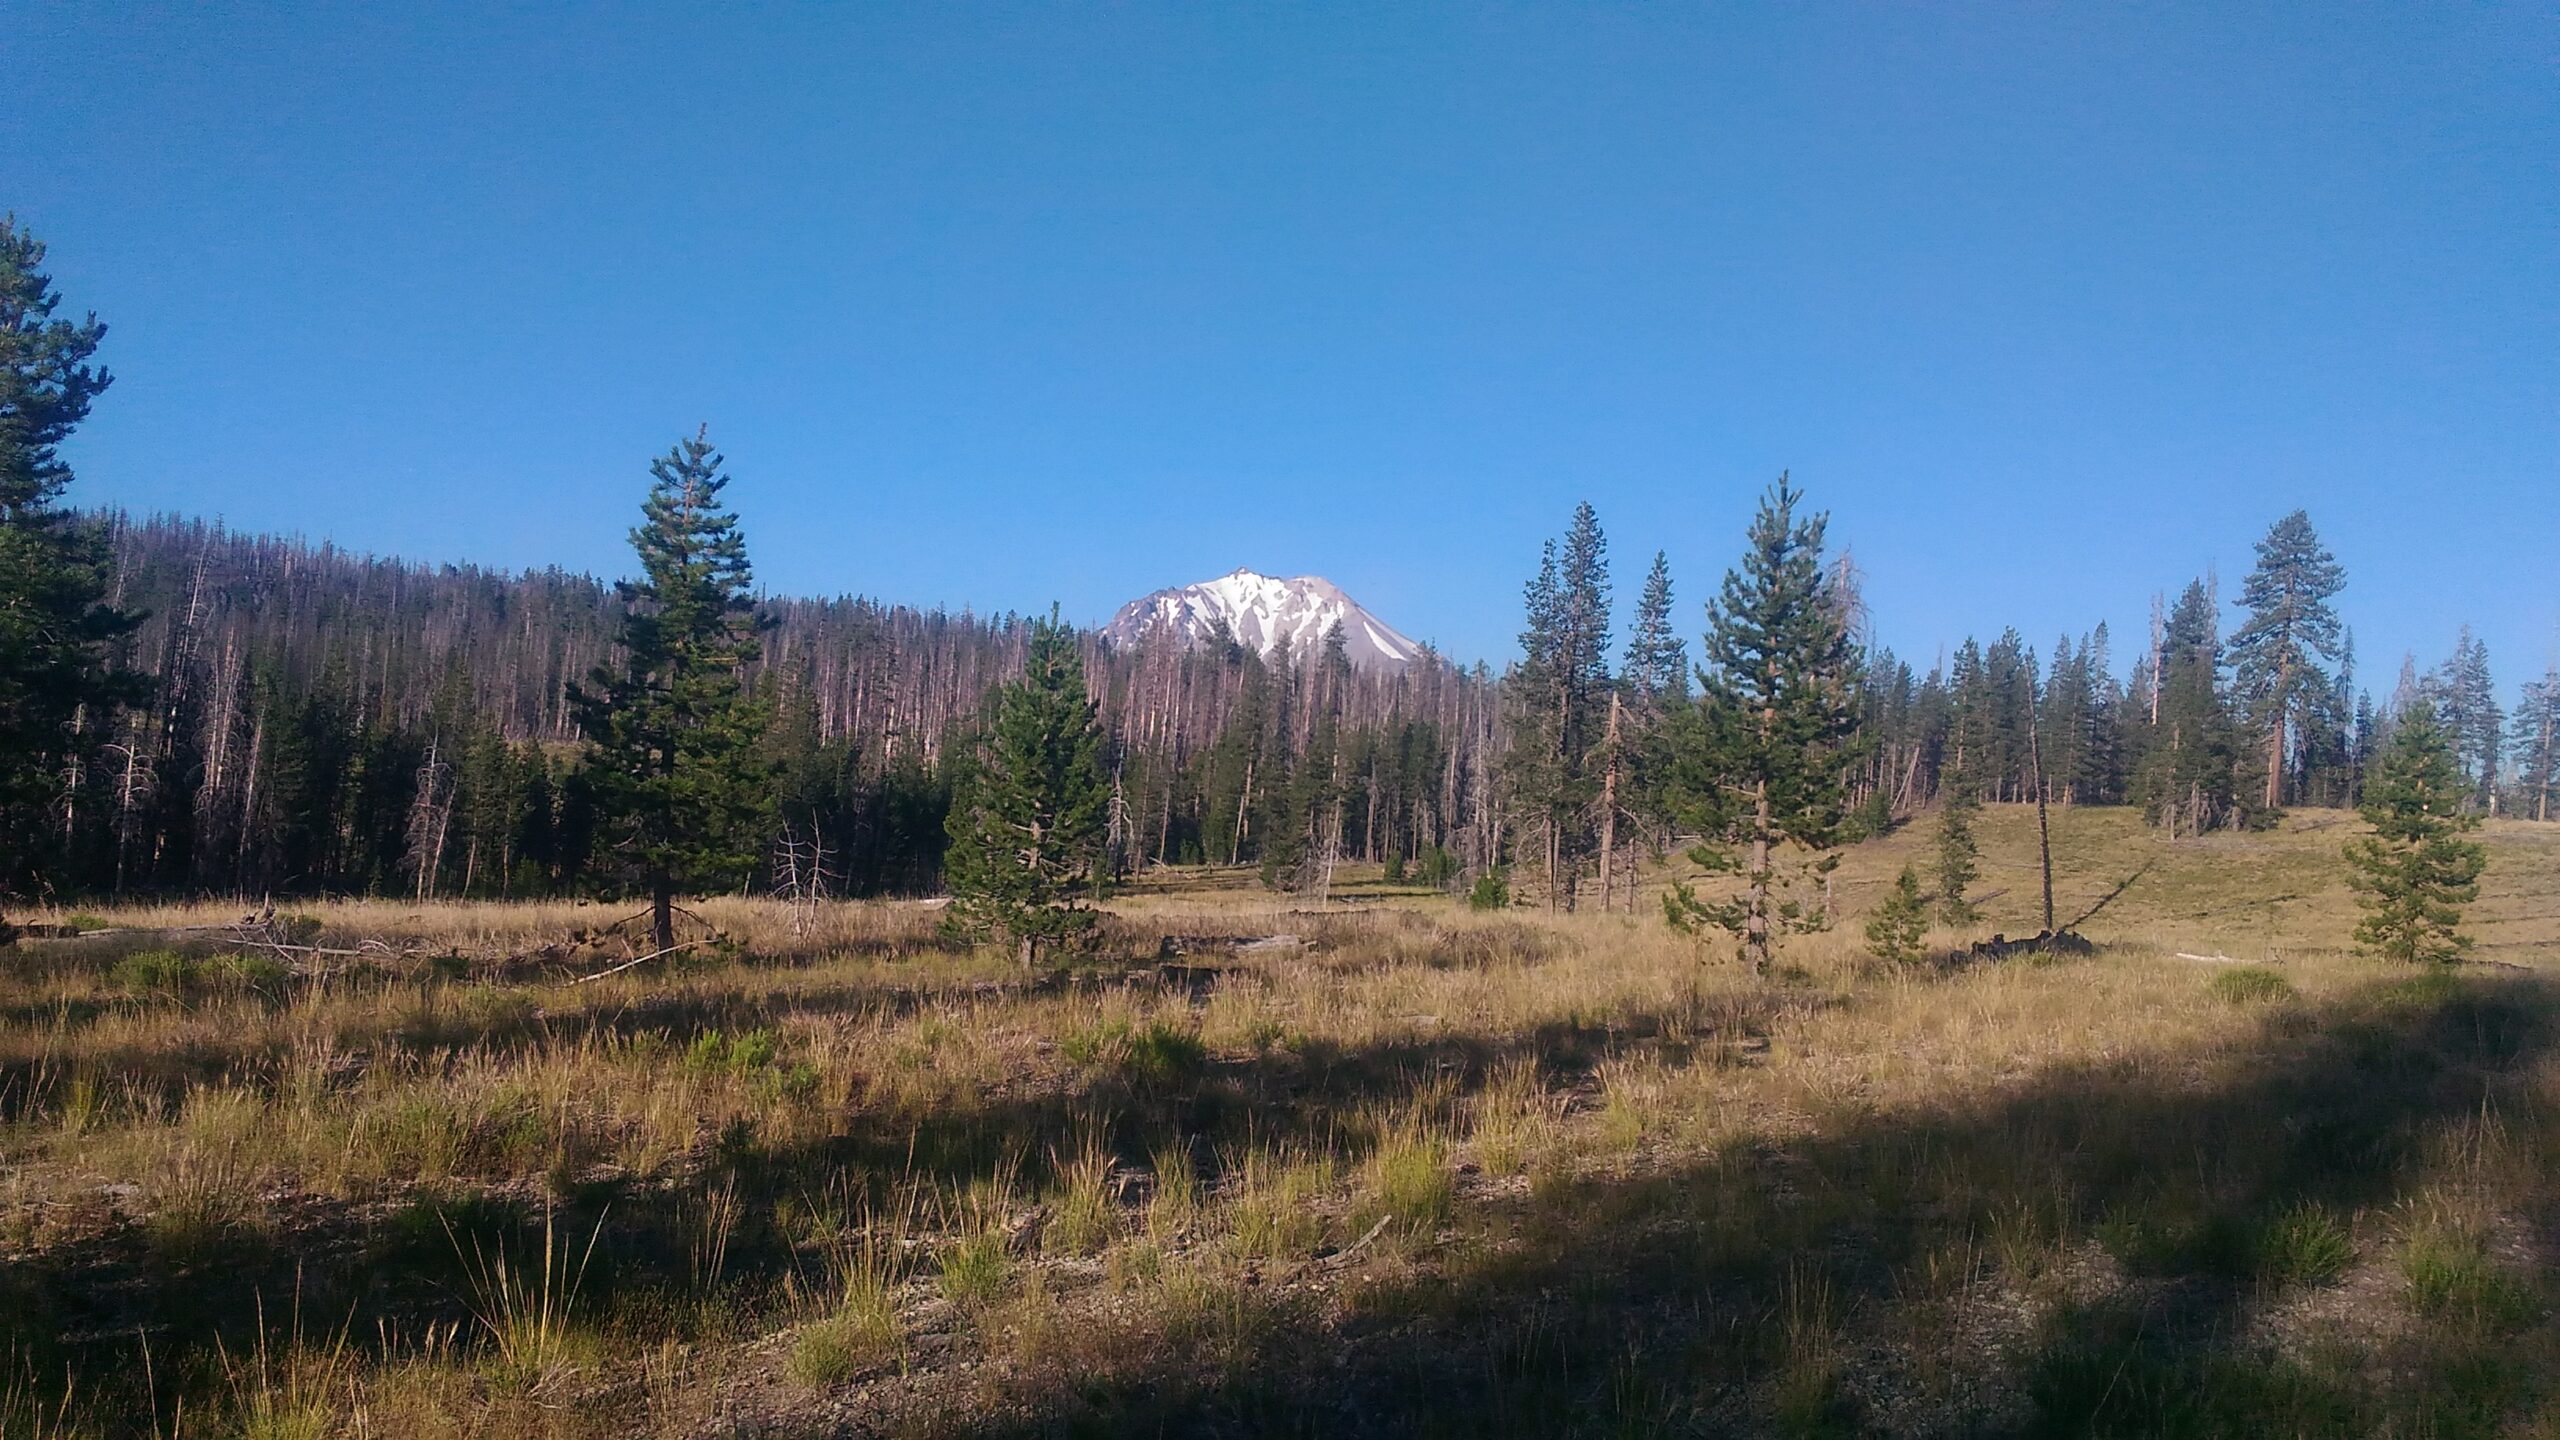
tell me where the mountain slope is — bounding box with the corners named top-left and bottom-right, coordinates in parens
top-left (1103, 568), bottom-right (1423, 671)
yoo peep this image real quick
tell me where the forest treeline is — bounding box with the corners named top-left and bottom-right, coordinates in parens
top-left (5, 217), bottom-right (2554, 910)
top-left (28, 502), bottom-right (2556, 908)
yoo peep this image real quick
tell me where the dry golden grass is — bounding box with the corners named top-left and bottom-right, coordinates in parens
top-left (0, 805), bottom-right (2555, 1437)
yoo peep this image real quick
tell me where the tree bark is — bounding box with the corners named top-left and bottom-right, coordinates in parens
top-left (1746, 778), bottom-right (1770, 976)
top-left (1597, 691), bottom-right (1622, 913)
top-left (2029, 689), bottom-right (2056, 933)
top-left (2265, 650), bottom-right (2291, 811)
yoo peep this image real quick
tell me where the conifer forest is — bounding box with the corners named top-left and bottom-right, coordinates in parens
top-left (36, 492), bottom-right (2558, 913)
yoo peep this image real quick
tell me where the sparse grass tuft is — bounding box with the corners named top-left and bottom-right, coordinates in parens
top-left (2402, 1223), bottom-right (2541, 1333)
top-left (2259, 1203), bottom-right (2355, 1289)
top-left (1047, 1140), bottom-right (1120, 1255)
top-left (453, 1208), bottom-right (603, 1393)
top-left (939, 1225), bottom-right (1012, 1310)
top-left (790, 1241), bottom-right (905, 1386)
top-left (1364, 1128), bottom-right (1452, 1233)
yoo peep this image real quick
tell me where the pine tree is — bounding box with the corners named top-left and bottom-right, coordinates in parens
top-left (0, 218), bottom-right (138, 896)
top-left (2427, 628), bottom-right (2501, 810)
top-left (1503, 505), bottom-right (1612, 908)
top-left (2132, 579), bottom-right (2241, 835)
top-left (2345, 705), bottom-right (2488, 964)
top-left (571, 430), bottom-right (774, 950)
top-left (943, 609), bottom-right (1108, 965)
top-left (1983, 630), bottom-right (2037, 800)
top-left (2229, 511), bottom-right (2347, 811)
top-left (2509, 666), bottom-right (2559, 823)
top-left (1622, 550), bottom-right (1688, 703)
top-left (1663, 477), bottom-right (1864, 974)
top-left (2074, 623), bottom-right (2125, 803)
top-left (1865, 865), bottom-right (1930, 965)
top-left (1932, 766), bottom-right (1980, 925)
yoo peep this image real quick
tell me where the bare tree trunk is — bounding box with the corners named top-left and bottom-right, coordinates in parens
top-left (2148, 593), bottom-right (2164, 725)
top-left (1746, 778), bottom-right (1771, 976)
top-left (1232, 759), bottom-right (1254, 866)
top-left (2265, 651), bottom-right (2291, 811)
top-left (1597, 691), bottom-right (1622, 913)
top-left (652, 876), bottom-right (675, 952)
top-left (2029, 688), bottom-right (2056, 933)
top-left (2538, 701), bottom-right (2554, 823)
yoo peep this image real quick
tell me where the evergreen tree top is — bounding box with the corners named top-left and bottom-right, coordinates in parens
top-left (2231, 509), bottom-right (2346, 693)
top-left (1623, 549), bottom-right (1688, 702)
top-left (0, 217), bottom-right (114, 516)
top-left (2358, 703), bottom-right (2477, 836)
top-left (615, 428), bottom-right (766, 676)
top-left (1700, 476), bottom-right (1862, 720)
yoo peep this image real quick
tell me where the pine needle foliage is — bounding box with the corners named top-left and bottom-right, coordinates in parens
top-left (2344, 705), bottom-right (2487, 964)
top-left (1663, 477), bottom-right (1863, 974)
top-left (1932, 774), bottom-right (1981, 926)
top-left (571, 430), bottom-right (774, 949)
top-left (1864, 865), bottom-right (1929, 965)
top-left (0, 218), bottom-right (137, 893)
top-left (2229, 510), bottom-right (2346, 813)
top-left (944, 609), bottom-right (1108, 966)
top-left (1621, 550), bottom-right (1688, 704)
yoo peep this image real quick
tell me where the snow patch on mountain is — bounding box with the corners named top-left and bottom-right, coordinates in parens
top-left (1103, 569), bottom-right (1424, 671)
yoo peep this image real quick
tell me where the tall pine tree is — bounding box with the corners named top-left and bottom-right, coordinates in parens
top-left (572, 430), bottom-right (774, 950)
top-left (1622, 550), bottom-right (1688, 703)
top-left (2229, 511), bottom-right (2346, 811)
top-left (2345, 705), bottom-right (2487, 964)
top-left (1664, 477), bottom-right (1863, 974)
top-left (1503, 505), bottom-right (1612, 908)
top-left (0, 218), bottom-right (137, 898)
top-left (2427, 628), bottom-right (2501, 810)
top-left (943, 610), bottom-right (1108, 965)
top-left (1932, 765), bottom-right (1980, 925)
top-left (2132, 579), bottom-right (2242, 835)
top-left (2509, 665), bottom-right (2559, 823)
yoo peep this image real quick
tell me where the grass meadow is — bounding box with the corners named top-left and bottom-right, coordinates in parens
top-left (2, 806), bottom-right (2556, 1437)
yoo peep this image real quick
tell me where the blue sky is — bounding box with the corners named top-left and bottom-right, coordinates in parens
top-left (12, 4), bottom-right (2555, 693)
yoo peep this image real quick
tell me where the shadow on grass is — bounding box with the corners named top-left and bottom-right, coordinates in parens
top-left (0, 972), bottom-right (1815, 1432)
top-left (6, 968), bottom-right (2549, 1436)
top-left (939, 969), bottom-right (2557, 1440)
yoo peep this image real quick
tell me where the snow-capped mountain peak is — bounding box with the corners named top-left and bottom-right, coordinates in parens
top-left (1103, 569), bottom-right (1423, 671)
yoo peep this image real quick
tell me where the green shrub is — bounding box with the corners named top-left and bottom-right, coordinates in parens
top-left (111, 949), bottom-right (203, 995)
top-left (2208, 966), bottom-right (2293, 1004)
top-left (1415, 845), bottom-right (1459, 889)
top-left (1467, 871), bottom-right (1510, 911)
top-left (685, 1028), bottom-right (783, 1075)
top-left (754, 1061), bottom-right (822, 1103)
top-left (1059, 1020), bottom-right (1125, 1067)
top-left (111, 949), bottom-right (297, 998)
top-left (1062, 1019), bottom-right (1204, 1086)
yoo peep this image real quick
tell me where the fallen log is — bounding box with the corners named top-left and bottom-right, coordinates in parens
top-left (566, 941), bottom-right (702, 986)
top-left (1968, 929), bottom-right (2097, 961)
